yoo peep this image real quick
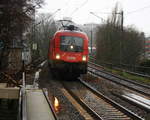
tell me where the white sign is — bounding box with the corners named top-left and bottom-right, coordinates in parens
top-left (32, 43), bottom-right (37, 50)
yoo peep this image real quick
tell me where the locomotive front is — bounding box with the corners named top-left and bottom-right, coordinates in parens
top-left (48, 30), bottom-right (89, 77)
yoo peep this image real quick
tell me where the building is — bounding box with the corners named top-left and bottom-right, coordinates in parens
top-left (82, 23), bottom-right (99, 53)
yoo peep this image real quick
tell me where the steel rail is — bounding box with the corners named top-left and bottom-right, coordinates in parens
top-left (79, 78), bottom-right (144, 120)
top-left (62, 82), bottom-right (103, 120)
top-left (89, 61), bottom-right (150, 89)
top-left (112, 93), bottom-right (150, 113)
top-left (88, 58), bottom-right (150, 78)
top-left (42, 88), bottom-right (58, 120)
top-left (88, 65), bottom-right (150, 97)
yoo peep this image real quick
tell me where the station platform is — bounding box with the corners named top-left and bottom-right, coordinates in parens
top-left (0, 83), bottom-right (19, 99)
top-left (25, 88), bottom-right (56, 120)
top-left (0, 83), bottom-right (56, 120)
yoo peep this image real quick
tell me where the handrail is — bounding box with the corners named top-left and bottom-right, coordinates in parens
top-left (22, 88), bottom-right (27, 120)
top-left (17, 88), bottom-right (22, 120)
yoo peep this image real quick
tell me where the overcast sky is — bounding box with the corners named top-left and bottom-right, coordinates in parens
top-left (38, 0), bottom-right (150, 36)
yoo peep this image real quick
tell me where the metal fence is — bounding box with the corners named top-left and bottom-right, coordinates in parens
top-left (89, 56), bottom-right (150, 78)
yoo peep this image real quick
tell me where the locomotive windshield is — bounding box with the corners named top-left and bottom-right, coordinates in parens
top-left (60, 36), bottom-right (83, 52)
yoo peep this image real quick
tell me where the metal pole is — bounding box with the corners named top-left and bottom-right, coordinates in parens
top-left (121, 11), bottom-right (124, 32)
top-left (119, 11), bottom-right (124, 67)
top-left (22, 60), bottom-right (26, 87)
top-left (91, 30), bottom-right (93, 53)
top-left (22, 52), bottom-right (27, 120)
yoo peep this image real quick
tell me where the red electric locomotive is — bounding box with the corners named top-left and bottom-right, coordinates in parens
top-left (48, 24), bottom-right (88, 78)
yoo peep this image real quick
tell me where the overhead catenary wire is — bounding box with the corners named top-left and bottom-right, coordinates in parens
top-left (126, 4), bottom-right (150, 14)
top-left (89, 3), bottom-right (150, 16)
top-left (60, 0), bottom-right (71, 18)
top-left (63, 0), bottom-right (71, 13)
top-left (70, 0), bottom-right (88, 17)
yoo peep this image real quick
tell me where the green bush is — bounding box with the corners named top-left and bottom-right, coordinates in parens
top-left (139, 59), bottom-right (150, 74)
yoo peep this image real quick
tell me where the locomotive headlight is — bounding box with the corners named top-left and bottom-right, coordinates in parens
top-left (70, 45), bottom-right (74, 49)
top-left (82, 55), bottom-right (86, 61)
top-left (56, 54), bottom-right (60, 59)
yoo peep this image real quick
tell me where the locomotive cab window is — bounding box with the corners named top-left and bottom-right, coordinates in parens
top-left (60, 36), bottom-right (83, 52)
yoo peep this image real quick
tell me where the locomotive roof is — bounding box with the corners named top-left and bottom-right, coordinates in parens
top-left (55, 30), bottom-right (87, 36)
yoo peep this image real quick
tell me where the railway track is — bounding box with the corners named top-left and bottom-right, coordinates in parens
top-left (112, 92), bottom-right (150, 113)
top-left (88, 62), bottom-right (150, 97)
top-left (62, 79), bottom-right (143, 120)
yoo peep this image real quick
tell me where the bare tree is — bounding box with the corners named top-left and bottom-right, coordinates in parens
top-left (0, 0), bottom-right (44, 69)
top-left (27, 13), bottom-right (57, 59)
top-left (96, 4), bottom-right (145, 67)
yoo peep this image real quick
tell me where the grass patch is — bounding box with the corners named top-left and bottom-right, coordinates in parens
top-left (122, 72), bottom-right (150, 84)
top-left (104, 67), bottom-right (150, 84)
